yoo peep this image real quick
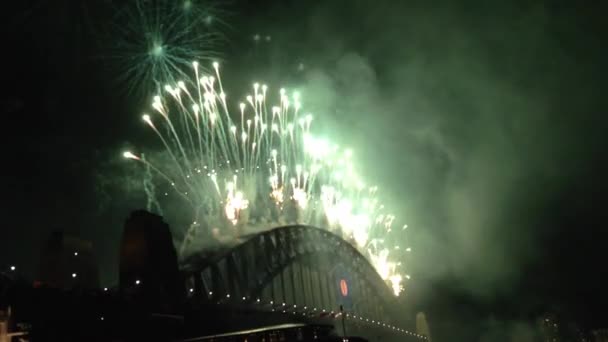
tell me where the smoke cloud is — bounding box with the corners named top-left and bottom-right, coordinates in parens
top-left (242, 0), bottom-right (606, 337)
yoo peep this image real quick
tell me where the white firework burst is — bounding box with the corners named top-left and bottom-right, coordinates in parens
top-left (124, 62), bottom-right (409, 295)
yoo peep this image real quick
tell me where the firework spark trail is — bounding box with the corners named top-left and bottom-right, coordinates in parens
top-left (142, 155), bottom-right (163, 215)
top-left (124, 62), bottom-right (410, 296)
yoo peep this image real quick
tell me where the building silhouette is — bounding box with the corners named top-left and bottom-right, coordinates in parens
top-left (36, 231), bottom-right (99, 290)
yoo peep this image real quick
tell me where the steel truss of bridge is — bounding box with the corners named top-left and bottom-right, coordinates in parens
top-left (177, 225), bottom-right (425, 340)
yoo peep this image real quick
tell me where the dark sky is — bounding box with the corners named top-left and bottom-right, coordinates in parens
top-left (2, 0), bottom-right (607, 339)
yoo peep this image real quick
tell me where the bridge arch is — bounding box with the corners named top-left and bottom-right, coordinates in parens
top-left (181, 225), bottom-right (396, 324)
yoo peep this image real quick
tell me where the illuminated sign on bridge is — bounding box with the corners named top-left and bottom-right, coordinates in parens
top-left (340, 279), bottom-right (349, 297)
top-left (334, 264), bottom-right (353, 311)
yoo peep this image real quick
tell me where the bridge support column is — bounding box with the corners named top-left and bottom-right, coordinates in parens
top-left (119, 210), bottom-right (184, 313)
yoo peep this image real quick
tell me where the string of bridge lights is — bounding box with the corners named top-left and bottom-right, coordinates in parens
top-left (178, 288), bottom-right (427, 340)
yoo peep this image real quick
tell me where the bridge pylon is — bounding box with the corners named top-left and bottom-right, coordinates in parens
top-left (119, 210), bottom-right (185, 313)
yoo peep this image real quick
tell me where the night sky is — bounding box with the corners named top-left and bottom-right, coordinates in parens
top-left (2, 0), bottom-right (607, 340)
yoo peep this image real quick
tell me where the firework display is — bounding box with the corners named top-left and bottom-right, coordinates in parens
top-left (108, 0), bottom-right (225, 96)
top-left (124, 62), bottom-right (409, 295)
